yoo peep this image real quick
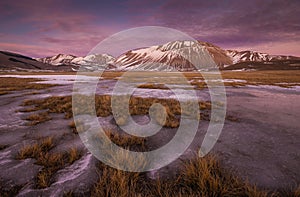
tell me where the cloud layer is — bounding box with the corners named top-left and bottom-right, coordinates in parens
top-left (0, 0), bottom-right (299, 57)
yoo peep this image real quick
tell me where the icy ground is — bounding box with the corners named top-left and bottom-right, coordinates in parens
top-left (0, 75), bottom-right (299, 196)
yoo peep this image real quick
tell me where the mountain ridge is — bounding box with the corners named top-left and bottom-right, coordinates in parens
top-left (1, 40), bottom-right (300, 71)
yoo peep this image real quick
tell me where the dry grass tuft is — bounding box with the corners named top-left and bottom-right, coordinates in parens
top-left (90, 153), bottom-right (276, 197)
top-left (35, 148), bottom-right (81, 188)
top-left (22, 95), bottom-right (213, 128)
top-left (16, 137), bottom-right (81, 188)
top-left (92, 165), bottom-right (143, 197)
top-left (68, 119), bottom-right (90, 134)
top-left (17, 137), bottom-right (54, 159)
top-left (104, 129), bottom-right (146, 150)
top-left (25, 112), bottom-right (52, 125)
top-left (177, 155), bottom-right (268, 197)
top-left (18, 107), bottom-right (38, 113)
top-left (137, 83), bottom-right (169, 90)
top-left (0, 77), bottom-right (55, 95)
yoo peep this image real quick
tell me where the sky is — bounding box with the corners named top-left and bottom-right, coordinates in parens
top-left (0, 0), bottom-right (299, 57)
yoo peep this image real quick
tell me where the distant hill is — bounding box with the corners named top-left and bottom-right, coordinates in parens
top-left (0, 51), bottom-right (75, 71)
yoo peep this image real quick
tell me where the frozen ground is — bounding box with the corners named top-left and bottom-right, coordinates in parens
top-left (0, 75), bottom-right (299, 195)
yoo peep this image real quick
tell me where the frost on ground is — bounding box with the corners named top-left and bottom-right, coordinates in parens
top-left (0, 75), bottom-right (299, 196)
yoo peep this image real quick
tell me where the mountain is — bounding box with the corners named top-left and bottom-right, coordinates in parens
top-left (113, 40), bottom-right (300, 71)
top-left (36, 54), bottom-right (77, 66)
top-left (226, 50), bottom-right (297, 64)
top-left (2, 41), bottom-right (300, 72)
top-left (36, 54), bottom-right (115, 71)
top-left (114, 41), bottom-right (232, 71)
top-left (0, 51), bottom-right (73, 71)
top-left (224, 50), bottom-right (300, 70)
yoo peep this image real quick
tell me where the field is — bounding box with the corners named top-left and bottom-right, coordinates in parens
top-left (0, 70), bottom-right (299, 196)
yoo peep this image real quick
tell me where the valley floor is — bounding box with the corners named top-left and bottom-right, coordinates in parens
top-left (0, 71), bottom-right (299, 196)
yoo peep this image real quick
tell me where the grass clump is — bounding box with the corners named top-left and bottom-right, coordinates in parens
top-left (90, 153), bottom-right (273, 197)
top-left (25, 112), bottom-right (52, 125)
top-left (35, 148), bottom-right (81, 188)
top-left (137, 83), bottom-right (169, 90)
top-left (104, 129), bottom-right (146, 150)
top-left (22, 95), bottom-right (213, 128)
top-left (16, 137), bottom-right (81, 188)
top-left (68, 119), bottom-right (90, 134)
top-left (17, 137), bottom-right (54, 159)
top-left (92, 165), bottom-right (143, 197)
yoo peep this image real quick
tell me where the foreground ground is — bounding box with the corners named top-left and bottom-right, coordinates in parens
top-left (0, 71), bottom-right (299, 196)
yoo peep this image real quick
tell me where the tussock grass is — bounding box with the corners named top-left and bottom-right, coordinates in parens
top-left (17, 137), bottom-right (54, 159)
top-left (104, 129), bottom-right (146, 150)
top-left (90, 153), bottom-right (276, 197)
top-left (22, 95), bottom-right (212, 128)
top-left (92, 165), bottom-right (143, 197)
top-left (16, 137), bottom-right (81, 188)
top-left (25, 112), bottom-right (52, 125)
top-left (18, 107), bottom-right (37, 113)
top-left (35, 148), bottom-right (81, 188)
top-left (221, 70), bottom-right (300, 87)
top-left (0, 77), bottom-right (55, 95)
top-left (68, 119), bottom-right (90, 134)
top-left (137, 83), bottom-right (169, 90)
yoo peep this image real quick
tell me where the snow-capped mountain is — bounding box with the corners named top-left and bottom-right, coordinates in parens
top-left (226, 50), bottom-right (297, 64)
top-left (114, 41), bottom-right (232, 71)
top-left (36, 54), bottom-right (77, 66)
top-left (113, 40), bottom-right (300, 71)
top-left (34, 41), bottom-right (300, 71)
top-left (36, 54), bottom-right (115, 71)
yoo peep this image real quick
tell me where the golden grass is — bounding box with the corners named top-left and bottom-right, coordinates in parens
top-left (18, 107), bottom-right (38, 113)
top-left (92, 165), bottom-right (143, 197)
top-left (16, 137), bottom-right (81, 188)
top-left (90, 153), bottom-right (274, 197)
top-left (177, 155), bottom-right (268, 197)
top-left (68, 119), bottom-right (91, 134)
top-left (25, 112), bottom-right (52, 125)
top-left (0, 77), bottom-right (56, 95)
top-left (22, 95), bottom-right (212, 128)
top-left (17, 137), bottom-right (54, 159)
top-left (90, 153), bottom-right (300, 197)
top-left (137, 83), bottom-right (169, 90)
top-left (2, 70), bottom-right (300, 87)
top-left (104, 129), bottom-right (146, 150)
top-left (88, 128), bottom-right (300, 196)
top-left (35, 148), bottom-right (81, 188)
top-left (88, 130), bottom-right (278, 196)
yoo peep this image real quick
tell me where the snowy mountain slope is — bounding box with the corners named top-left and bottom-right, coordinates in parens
top-left (36, 54), bottom-right (77, 66)
top-left (36, 54), bottom-right (115, 71)
top-left (114, 40), bottom-right (231, 71)
top-left (34, 41), bottom-right (300, 71)
top-left (226, 50), bottom-right (298, 64)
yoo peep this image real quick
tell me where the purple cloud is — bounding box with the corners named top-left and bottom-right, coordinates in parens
top-left (0, 0), bottom-right (299, 57)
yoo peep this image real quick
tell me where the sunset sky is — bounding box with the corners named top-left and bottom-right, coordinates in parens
top-left (0, 0), bottom-right (299, 57)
